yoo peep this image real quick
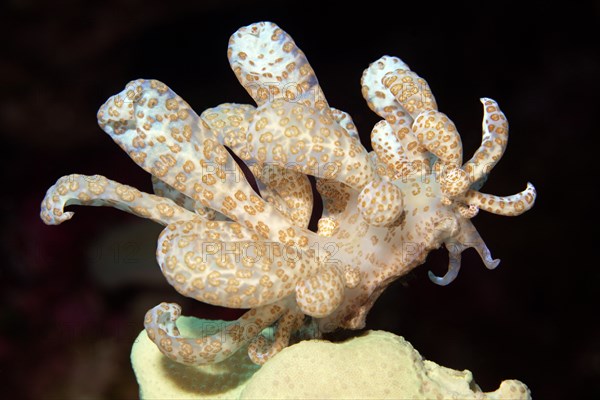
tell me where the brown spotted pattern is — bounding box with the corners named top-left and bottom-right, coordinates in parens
top-left (361, 57), bottom-right (432, 170)
top-left (151, 175), bottom-right (220, 220)
top-left (295, 265), bottom-right (346, 318)
top-left (247, 307), bottom-right (304, 365)
top-left (200, 103), bottom-right (256, 161)
top-left (317, 217), bottom-right (339, 237)
top-left (156, 218), bottom-right (315, 309)
top-left (200, 102), bottom-right (314, 228)
top-left (357, 179), bottom-right (404, 227)
top-left (41, 174), bottom-right (196, 226)
top-left (247, 99), bottom-right (374, 190)
top-left (412, 110), bottom-right (463, 167)
top-left (252, 164), bottom-right (314, 228)
top-left (228, 21), bottom-right (327, 110)
top-left (382, 69), bottom-right (438, 119)
top-left (143, 301), bottom-right (286, 365)
top-left (464, 183), bottom-right (536, 217)
top-left (40, 21), bottom-right (536, 366)
top-left (370, 120), bottom-right (414, 179)
top-left (463, 98), bottom-right (510, 183)
top-left (331, 107), bottom-right (359, 140)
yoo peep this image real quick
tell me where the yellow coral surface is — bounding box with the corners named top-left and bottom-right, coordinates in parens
top-left (131, 316), bottom-right (530, 399)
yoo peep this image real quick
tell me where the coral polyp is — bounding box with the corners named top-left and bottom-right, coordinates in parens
top-left (40, 21), bottom-right (535, 366)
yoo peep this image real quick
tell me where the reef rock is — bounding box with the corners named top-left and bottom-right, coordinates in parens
top-left (131, 316), bottom-right (530, 399)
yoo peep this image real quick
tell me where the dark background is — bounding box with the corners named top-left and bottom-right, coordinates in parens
top-left (1, 0), bottom-right (598, 398)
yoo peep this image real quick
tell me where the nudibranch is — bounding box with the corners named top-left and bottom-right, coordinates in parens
top-left (40, 21), bottom-right (536, 366)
